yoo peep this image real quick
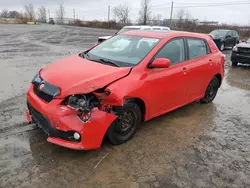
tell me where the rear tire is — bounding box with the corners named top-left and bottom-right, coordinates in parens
top-left (107, 102), bottom-right (141, 145)
top-left (201, 77), bottom-right (220, 104)
top-left (232, 61), bottom-right (238, 67)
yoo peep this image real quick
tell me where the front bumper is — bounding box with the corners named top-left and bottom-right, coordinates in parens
top-left (26, 85), bottom-right (117, 150)
top-left (231, 52), bottom-right (250, 64)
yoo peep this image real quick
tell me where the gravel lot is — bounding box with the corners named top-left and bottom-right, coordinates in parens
top-left (0, 24), bottom-right (249, 188)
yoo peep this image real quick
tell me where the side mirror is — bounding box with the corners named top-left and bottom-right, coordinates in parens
top-left (226, 35), bottom-right (231, 38)
top-left (150, 58), bottom-right (170, 68)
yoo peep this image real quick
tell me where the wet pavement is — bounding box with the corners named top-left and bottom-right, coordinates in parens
top-left (0, 24), bottom-right (249, 188)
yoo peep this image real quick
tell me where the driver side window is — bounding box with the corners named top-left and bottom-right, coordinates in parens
top-left (155, 38), bottom-right (185, 65)
top-left (227, 31), bottom-right (233, 37)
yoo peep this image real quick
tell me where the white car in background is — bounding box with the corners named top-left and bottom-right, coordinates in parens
top-left (97, 25), bottom-right (170, 43)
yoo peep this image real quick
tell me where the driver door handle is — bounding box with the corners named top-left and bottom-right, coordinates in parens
top-left (209, 59), bottom-right (213, 65)
top-left (182, 67), bottom-right (188, 75)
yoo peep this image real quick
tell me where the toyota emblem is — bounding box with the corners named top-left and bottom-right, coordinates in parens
top-left (39, 84), bottom-right (45, 90)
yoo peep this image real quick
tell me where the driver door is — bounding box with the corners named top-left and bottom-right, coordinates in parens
top-left (225, 31), bottom-right (234, 47)
top-left (144, 38), bottom-right (189, 117)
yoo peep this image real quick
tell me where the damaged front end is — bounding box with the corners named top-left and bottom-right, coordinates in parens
top-left (62, 88), bottom-right (121, 123)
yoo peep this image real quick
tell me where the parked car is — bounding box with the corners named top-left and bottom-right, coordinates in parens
top-left (26, 30), bottom-right (224, 150)
top-left (209, 29), bottom-right (239, 51)
top-left (49, 18), bottom-right (55, 25)
top-left (231, 38), bottom-right (250, 66)
top-left (97, 25), bottom-right (170, 43)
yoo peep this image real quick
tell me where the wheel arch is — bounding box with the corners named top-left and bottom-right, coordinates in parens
top-left (214, 73), bottom-right (222, 87)
top-left (125, 98), bottom-right (146, 122)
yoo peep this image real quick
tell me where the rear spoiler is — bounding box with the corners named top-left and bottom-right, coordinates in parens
top-left (208, 34), bottom-right (215, 39)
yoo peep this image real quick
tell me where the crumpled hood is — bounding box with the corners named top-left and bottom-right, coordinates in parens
top-left (40, 55), bottom-right (131, 98)
top-left (236, 42), bottom-right (250, 48)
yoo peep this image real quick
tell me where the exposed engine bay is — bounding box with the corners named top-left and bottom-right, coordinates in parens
top-left (65, 90), bottom-right (113, 122)
top-left (67, 94), bottom-right (100, 114)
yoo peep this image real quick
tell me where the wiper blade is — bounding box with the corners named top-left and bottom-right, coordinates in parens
top-left (80, 52), bottom-right (90, 59)
top-left (99, 58), bottom-right (120, 67)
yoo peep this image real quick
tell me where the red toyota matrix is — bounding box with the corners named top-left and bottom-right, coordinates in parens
top-left (26, 31), bottom-right (225, 150)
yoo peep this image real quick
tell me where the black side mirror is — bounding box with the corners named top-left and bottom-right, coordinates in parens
top-left (226, 35), bottom-right (231, 38)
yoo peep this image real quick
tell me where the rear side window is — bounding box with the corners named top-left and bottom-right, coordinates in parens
top-left (187, 38), bottom-right (209, 59)
top-left (233, 31), bottom-right (239, 37)
top-left (228, 31), bottom-right (233, 37)
top-left (155, 38), bottom-right (185, 65)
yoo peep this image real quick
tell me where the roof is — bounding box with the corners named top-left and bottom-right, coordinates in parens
top-left (123, 25), bottom-right (170, 30)
top-left (123, 25), bottom-right (151, 29)
top-left (121, 30), bottom-right (211, 40)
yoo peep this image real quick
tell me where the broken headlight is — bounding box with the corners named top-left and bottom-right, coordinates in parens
top-left (67, 94), bottom-right (100, 122)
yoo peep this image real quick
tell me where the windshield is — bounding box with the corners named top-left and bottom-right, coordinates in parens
top-left (247, 38), bottom-right (250, 43)
top-left (118, 27), bottom-right (141, 34)
top-left (86, 35), bottom-right (160, 67)
top-left (210, 30), bottom-right (228, 37)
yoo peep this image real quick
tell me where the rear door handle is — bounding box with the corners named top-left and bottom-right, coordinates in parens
top-left (182, 67), bottom-right (188, 74)
top-left (209, 59), bottom-right (213, 65)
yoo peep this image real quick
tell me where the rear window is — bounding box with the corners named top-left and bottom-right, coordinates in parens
top-left (187, 38), bottom-right (210, 59)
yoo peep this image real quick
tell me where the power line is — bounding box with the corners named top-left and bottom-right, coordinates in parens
top-left (149, 1), bottom-right (250, 9)
top-left (70, 1), bottom-right (250, 20)
top-left (175, 0), bottom-right (250, 4)
top-left (174, 2), bottom-right (250, 8)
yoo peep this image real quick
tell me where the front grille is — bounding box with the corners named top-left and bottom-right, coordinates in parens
top-left (27, 102), bottom-right (54, 135)
top-left (33, 86), bottom-right (54, 102)
top-left (238, 47), bottom-right (250, 54)
top-left (27, 102), bottom-right (81, 142)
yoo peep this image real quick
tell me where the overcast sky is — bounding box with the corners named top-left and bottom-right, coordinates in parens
top-left (1, 0), bottom-right (250, 25)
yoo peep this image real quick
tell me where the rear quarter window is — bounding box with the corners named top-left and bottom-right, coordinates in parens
top-left (187, 38), bottom-right (210, 59)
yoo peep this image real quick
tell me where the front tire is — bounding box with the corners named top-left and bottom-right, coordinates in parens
top-left (201, 77), bottom-right (220, 104)
top-left (107, 102), bottom-right (141, 145)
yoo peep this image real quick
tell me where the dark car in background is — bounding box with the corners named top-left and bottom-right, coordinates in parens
top-left (231, 38), bottom-right (250, 66)
top-left (210, 29), bottom-right (239, 51)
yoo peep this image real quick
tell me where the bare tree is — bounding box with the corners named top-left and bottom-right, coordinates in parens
top-left (112, 3), bottom-right (130, 25)
top-left (8, 11), bottom-right (21, 18)
top-left (175, 9), bottom-right (185, 29)
top-left (152, 13), bottom-right (162, 25)
top-left (175, 9), bottom-right (185, 22)
top-left (185, 11), bottom-right (191, 21)
top-left (56, 3), bottom-right (65, 24)
top-left (0, 9), bottom-right (8, 18)
top-left (156, 14), bottom-right (162, 21)
top-left (37, 6), bottom-right (47, 23)
top-left (138, 0), bottom-right (151, 25)
top-left (24, 3), bottom-right (35, 21)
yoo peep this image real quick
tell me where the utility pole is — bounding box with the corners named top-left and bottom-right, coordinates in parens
top-left (73, 9), bottom-right (75, 23)
top-left (108, 5), bottom-right (110, 28)
top-left (170, 1), bottom-right (174, 28)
